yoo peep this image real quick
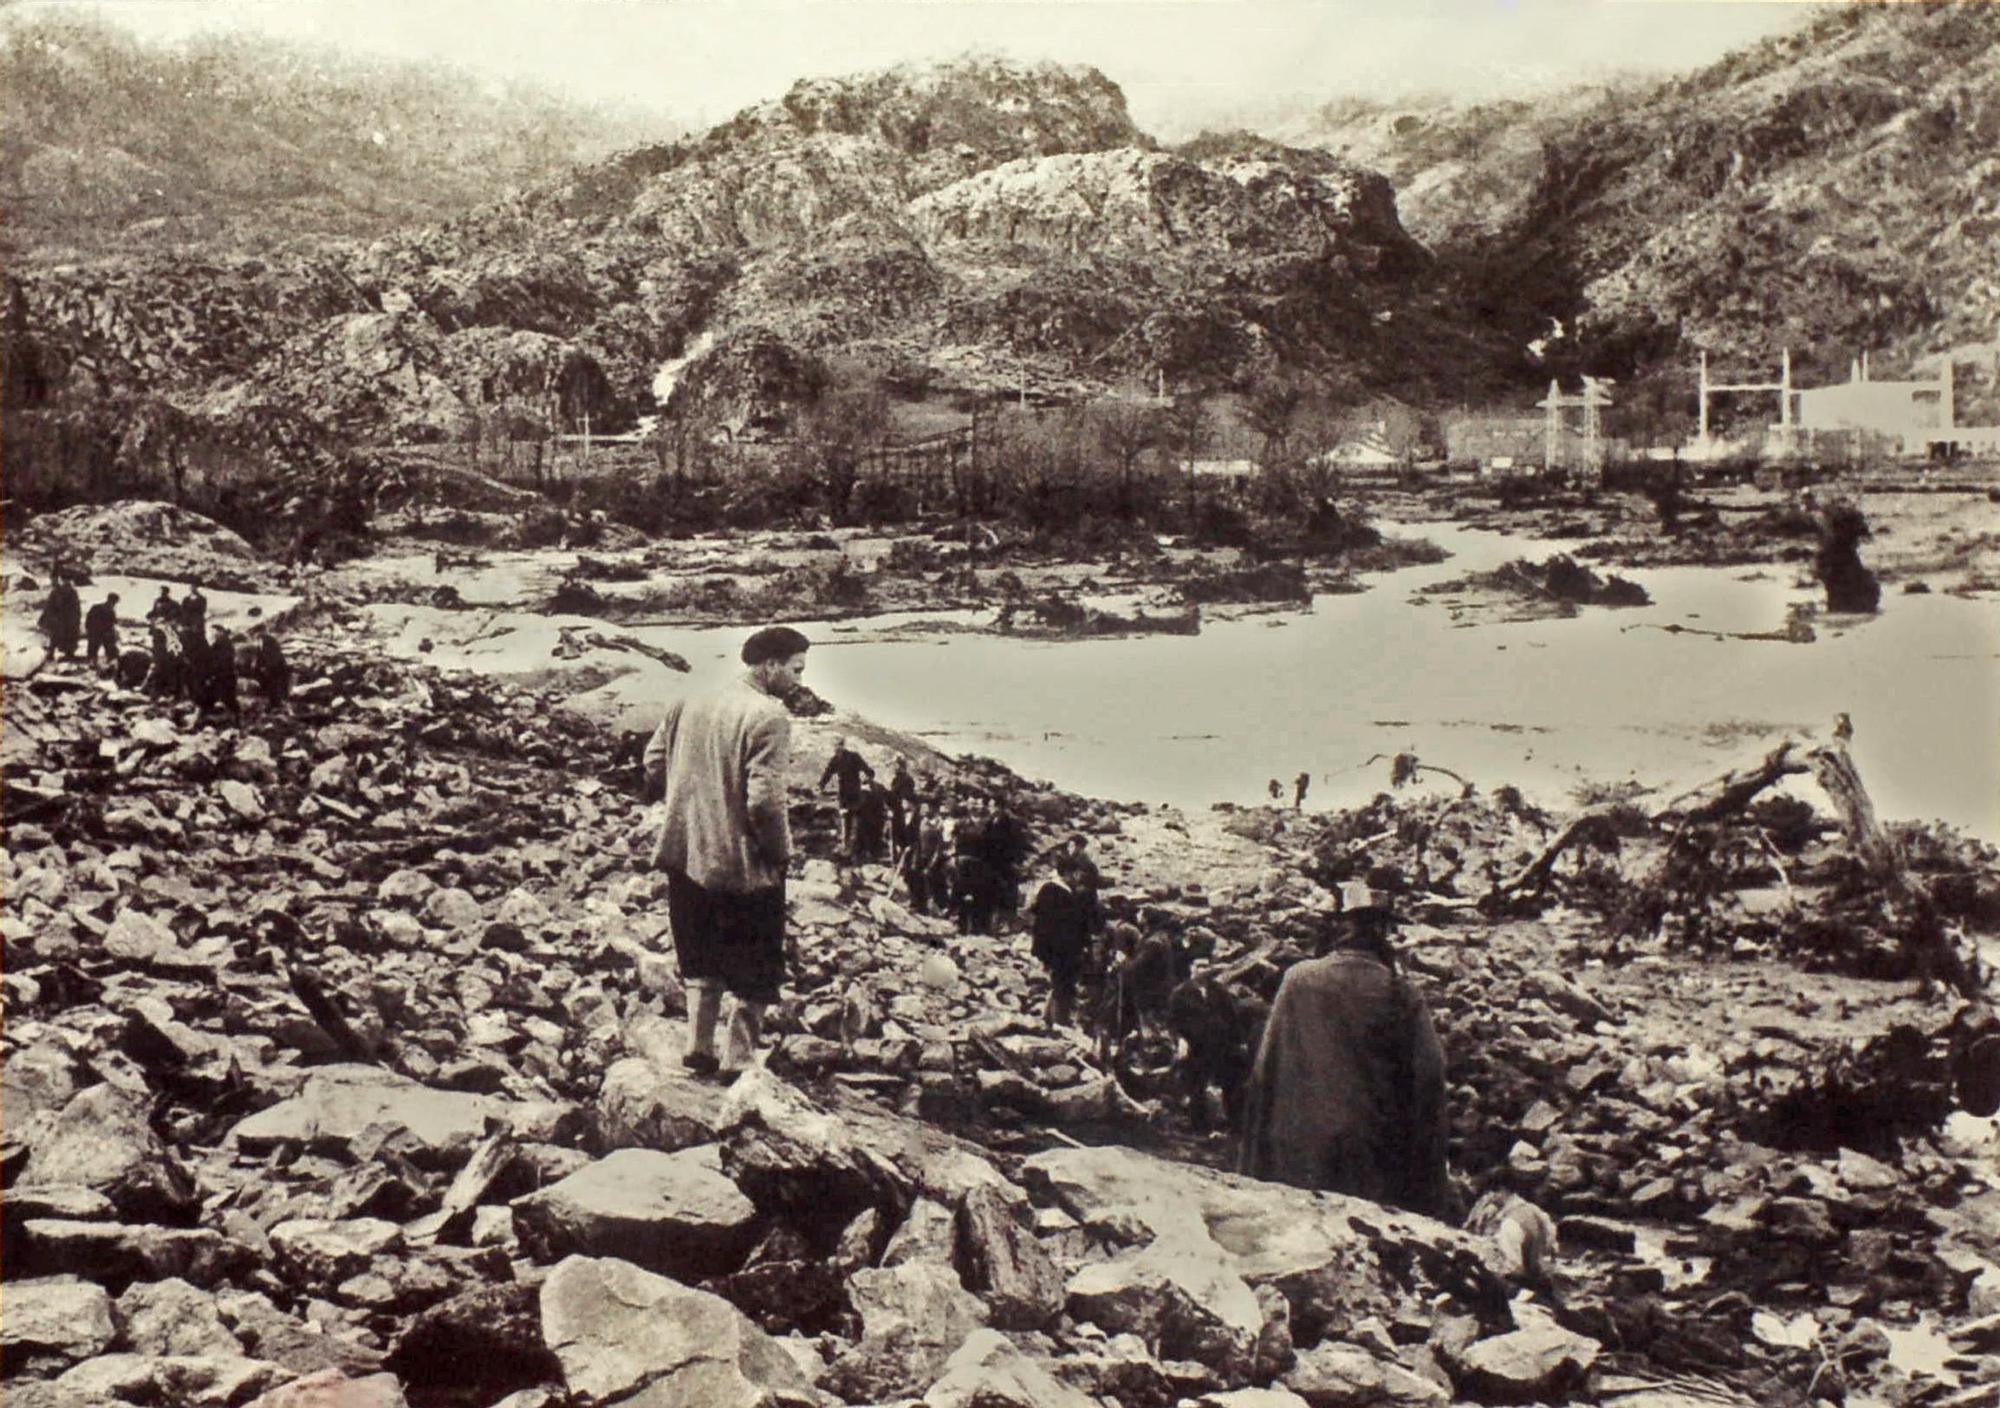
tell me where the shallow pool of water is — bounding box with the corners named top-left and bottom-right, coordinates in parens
top-left (635, 522), bottom-right (2000, 840)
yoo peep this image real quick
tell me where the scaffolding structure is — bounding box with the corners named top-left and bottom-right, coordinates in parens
top-left (1537, 376), bottom-right (1615, 482)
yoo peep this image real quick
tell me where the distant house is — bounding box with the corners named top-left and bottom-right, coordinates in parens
top-left (1794, 359), bottom-right (1960, 456)
top-left (1189, 458), bottom-right (1258, 481)
top-left (1321, 422), bottom-right (1400, 468)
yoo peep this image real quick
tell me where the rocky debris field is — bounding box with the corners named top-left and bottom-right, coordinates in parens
top-left (5, 624), bottom-right (2000, 1408)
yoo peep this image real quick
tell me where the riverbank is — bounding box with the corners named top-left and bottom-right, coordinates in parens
top-left (5, 610), bottom-right (1998, 1408)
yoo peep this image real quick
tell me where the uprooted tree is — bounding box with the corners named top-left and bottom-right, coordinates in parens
top-left (1487, 734), bottom-right (1985, 995)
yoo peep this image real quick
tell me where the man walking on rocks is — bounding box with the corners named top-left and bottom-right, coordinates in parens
top-left (818, 737), bottom-right (874, 859)
top-left (84, 592), bottom-right (121, 672)
top-left (1239, 897), bottom-right (1450, 1217)
top-left (645, 625), bottom-right (810, 1077)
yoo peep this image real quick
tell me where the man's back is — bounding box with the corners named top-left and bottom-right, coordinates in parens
top-left (1240, 951), bottom-right (1447, 1216)
top-left (647, 675), bottom-right (793, 894)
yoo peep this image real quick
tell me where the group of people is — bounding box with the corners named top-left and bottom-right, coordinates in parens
top-left (643, 621), bottom-right (1451, 1221)
top-left (818, 739), bottom-right (1035, 935)
top-left (1267, 771), bottom-right (1313, 808)
top-left (1019, 824), bottom-right (1447, 1215)
top-left (34, 570), bottom-right (292, 717)
top-left (34, 569), bottom-right (123, 672)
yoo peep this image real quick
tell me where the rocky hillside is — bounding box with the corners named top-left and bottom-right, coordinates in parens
top-left (0, 11), bottom-right (664, 258)
top-left (7, 53), bottom-right (1514, 453)
top-left (10, 5), bottom-right (1994, 472)
top-left (1288, 1), bottom-right (2000, 391)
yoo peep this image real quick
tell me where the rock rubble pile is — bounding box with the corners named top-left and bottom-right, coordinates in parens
top-left (6, 638), bottom-right (1998, 1408)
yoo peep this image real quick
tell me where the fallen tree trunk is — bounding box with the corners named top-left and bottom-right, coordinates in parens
top-left (1656, 741), bottom-right (1809, 826)
top-left (1492, 742), bottom-right (1812, 901)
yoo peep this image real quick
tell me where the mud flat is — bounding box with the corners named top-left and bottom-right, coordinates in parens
top-left (1364, 474), bottom-right (2000, 593)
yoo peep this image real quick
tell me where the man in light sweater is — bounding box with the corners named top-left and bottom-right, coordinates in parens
top-left (644, 625), bottom-right (810, 1076)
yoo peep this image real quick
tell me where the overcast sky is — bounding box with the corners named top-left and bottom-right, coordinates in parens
top-left (52, 0), bottom-right (1818, 136)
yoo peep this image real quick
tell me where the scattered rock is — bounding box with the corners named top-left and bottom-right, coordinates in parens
top-left (19, 1083), bottom-right (199, 1220)
top-left (538, 1255), bottom-right (823, 1408)
top-left (119, 1277), bottom-right (245, 1358)
top-left (823, 1261), bottom-right (990, 1401)
top-left (2, 1275), bottom-right (118, 1368)
top-left (924, 1329), bottom-right (1099, 1408)
top-left (1447, 1325), bottom-right (1601, 1402)
top-left (512, 1146), bottom-right (757, 1281)
top-left (955, 1184), bottom-right (1064, 1331)
top-left (1283, 1342), bottom-right (1448, 1407)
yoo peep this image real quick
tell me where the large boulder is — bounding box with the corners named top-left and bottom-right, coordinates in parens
top-left (14, 1219), bottom-right (253, 1287)
top-left (1066, 1231), bottom-right (1264, 1381)
top-left (718, 1069), bottom-right (910, 1236)
top-left (955, 1185), bottom-right (1063, 1331)
top-left (512, 1146), bottom-right (757, 1281)
top-left (19, 1083), bottom-right (199, 1220)
top-left (923, 1329), bottom-right (1098, 1408)
top-left (119, 1277), bottom-right (245, 1358)
top-left (56, 1353), bottom-right (288, 1408)
top-left (538, 1255), bottom-right (823, 1408)
top-left (1444, 1325), bottom-right (1601, 1403)
top-left (229, 1066), bottom-right (569, 1169)
top-left (269, 1219), bottom-right (402, 1289)
top-left (593, 1057), bottom-right (726, 1153)
top-left (2, 1275), bottom-right (117, 1369)
top-left (1022, 1145), bottom-right (1504, 1344)
top-left (821, 1262), bottom-right (989, 1402)
top-left (1282, 1343), bottom-right (1448, 1407)
top-left (385, 1282), bottom-right (563, 1408)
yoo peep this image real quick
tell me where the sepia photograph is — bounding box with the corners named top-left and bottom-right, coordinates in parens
top-left (3, 1), bottom-right (1998, 1405)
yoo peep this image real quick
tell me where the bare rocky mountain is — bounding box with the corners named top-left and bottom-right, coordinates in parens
top-left (1285, 1), bottom-right (2000, 390)
top-left (9, 4), bottom-right (1995, 470)
top-left (8, 52), bottom-right (1512, 453)
top-left (0, 11), bottom-right (666, 258)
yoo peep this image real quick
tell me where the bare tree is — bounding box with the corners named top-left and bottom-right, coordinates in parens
top-left (1243, 372), bottom-right (1305, 469)
top-left (1163, 394), bottom-right (1212, 532)
top-left (1090, 400), bottom-right (1167, 520)
top-left (799, 381), bottom-right (891, 524)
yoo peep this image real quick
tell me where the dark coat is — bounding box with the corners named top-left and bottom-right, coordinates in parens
top-left (819, 747), bottom-right (874, 806)
top-left (84, 601), bottom-right (118, 645)
top-left (1238, 951), bottom-right (1449, 1217)
top-left (1029, 878), bottom-right (1090, 979)
top-left (39, 582), bottom-right (81, 650)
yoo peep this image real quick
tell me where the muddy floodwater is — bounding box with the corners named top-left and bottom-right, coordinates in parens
top-left (648, 523), bottom-right (2000, 840)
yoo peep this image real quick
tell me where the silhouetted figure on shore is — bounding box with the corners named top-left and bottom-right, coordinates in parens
top-left (38, 570), bottom-right (81, 660)
top-left (84, 593), bottom-right (121, 671)
top-left (251, 626), bottom-right (292, 705)
top-left (1815, 503), bottom-right (1881, 613)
